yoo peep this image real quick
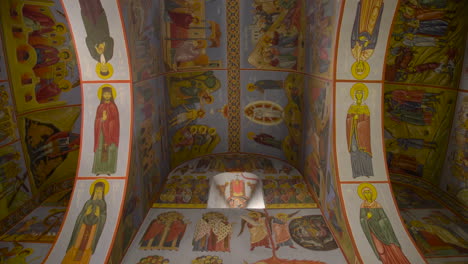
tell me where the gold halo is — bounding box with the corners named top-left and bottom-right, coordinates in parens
top-left (96, 62), bottom-right (114, 80)
top-left (97, 84), bottom-right (117, 100)
top-left (58, 79), bottom-right (72, 92)
top-left (198, 126), bottom-right (207, 134)
top-left (208, 127), bottom-right (217, 135)
top-left (351, 61), bottom-right (370, 80)
top-left (350, 83), bottom-right (369, 101)
top-left (59, 49), bottom-right (72, 62)
top-left (189, 126), bottom-right (198, 134)
top-left (247, 132), bottom-right (256, 140)
top-left (357, 183), bottom-right (377, 201)
top-left (89, 179), bottom-right (110, 196)
top-left (54, 23), bottom-right (67, 34)
top-left (247, 83), bottom-right (256, 92)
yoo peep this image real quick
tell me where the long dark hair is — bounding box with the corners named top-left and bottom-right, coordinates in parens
top-left (100, 86), bottom-right (114, 103)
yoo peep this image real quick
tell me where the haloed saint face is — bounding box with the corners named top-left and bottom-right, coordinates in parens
top-left (355, 90), bottom-right (364, 101)
top-left (94, 186), bottom-right (104, 199)
top-left (362, 188), bottom-right (373, 202)
top-left (103, 91), bottom-right (112, 101)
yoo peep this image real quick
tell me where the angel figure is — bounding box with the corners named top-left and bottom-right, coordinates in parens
top-left (239, 211), bottom-right (271, 251)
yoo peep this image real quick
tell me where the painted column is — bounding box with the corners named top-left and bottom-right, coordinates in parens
top-left (44, 0), bottom-right (133, 263)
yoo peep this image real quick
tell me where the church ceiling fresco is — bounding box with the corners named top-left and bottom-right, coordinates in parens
top-left (122, 208), bottom-right (346, 264)
top-left (1, 0), bottom-right (467, 263)
top-left (383, 0), bottom-right (468, 185)
top-left (0, 0), bottom-right (81, 232)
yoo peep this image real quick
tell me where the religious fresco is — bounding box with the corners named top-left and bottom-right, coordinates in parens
top-left (154, 154), bottom-right (316, 209)
top-left (385, 0), bottom-right (468, 88)
top-left (391, 182), bottom-right (444, 210)
top-left (336, 0), bottom-right (398, 80)
top-left (0, 83), bottom-right (18, 146)
top-left (45, 179), bottom-right (125, 264)
top-left (262, 176), bottom-right (315, 208)
top-left (305, 0), bottom-right (341, 77)
top-left (289, 215), bottom-right (338, 251)
top-left (0, 241), bottom-right (52, 264)
top-left (240, 0), bottom-right (306, 71)
top-left (78, 83), bottom-right (131, 177)
top-left (241, 72), bottom-right (303, 167)
top-left (0, 143), bottom-right (30, 220)
top-left (341, 183), bottom-right (426, 264)
top-left (161, 0), bottom-right (226, 71)
top-left (335, 82), bottom-right (386, 181)
top-left (0, 0), bottom-right (81, 114)
top-left (401, 208), bottom-right (468, 257)
top-left (120, 0), bottom-right (163, 81)
top-left (322, 157), bottom-right (359, 264)
top-left (121, 208), bottom-right (346, 264)
top-left (157, 175), bottom-right (209, 207)
top-left (192, 255), bottom-right (223, 264)
top-left (60, 0), bottom-right (129, 81)
top-left (136, 255), bottom-right (171, 264)
top-left (193, 211), bottom-right (232, 252)
top-left (384, 85), bottom-right (457, 182)
top-left (357, 183), bottom-right (412, 263)
top-left (167, 71), bottom-right (228, 168)
top-left (109, 77), bottom-right (171, 264)
top-left (17, 106), bottom-right (80, 191)
top-left (440, 92), bottom-right (467, 205)
top-left (140, 211), bottom-right (189, 251)
top-left (302, 78), bottom-right (332, 198)
top-left (0, 206), bottom-right (65, 243)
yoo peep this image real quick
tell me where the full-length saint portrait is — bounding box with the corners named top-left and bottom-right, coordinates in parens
top-left (92, 85), bottom-right (119, 176)
top-left (79, 0), bottom-right (114, 79)
top-left (346, 83), bottom-right (373, 178)
top-left (62, 180), bottom-right (108, 264)
top-left (351, 0), bottom-right (384, 79)
top-left (358, 183), bottom-right (410, 263)
top-left (139, 211), bottom-right (188, 251)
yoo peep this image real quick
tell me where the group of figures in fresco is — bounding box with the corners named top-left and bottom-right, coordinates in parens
top-left (0, 0), bottom-right (83, 240)
top-left (384, 87), bottom-right (456, 179)
top-left (137, 210), bottom-right (336, 264)
top-left (155, 154), bottom-right (315, 208)
top-left (386, 0), bottom-right (465, 87)
top-left (167, 71), bottom-right (223, 167)
top-left (157, 175), bottom-right (314, 209)
top-left (0, 207), bottom-right (65, 243)
top-left (162, 0), bottom-right (223, 70)
top-left (0, 242), bottom-right (37, 264)
top-left (9, 2), bottom-right (79, 106)
top-left (392, 183), bottom-right (468, 257)
top-left (248, 0), bottom-right (305, 71)
top-left (382, 0), bottom-right (466, 183)
top-left (306, 0), bottom-right (337, 75)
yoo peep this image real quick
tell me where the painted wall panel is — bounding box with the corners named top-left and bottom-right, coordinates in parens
top-left (78, 83), bottom-right (131, 178)
top-left (61, 0), bottom-right (130, 81)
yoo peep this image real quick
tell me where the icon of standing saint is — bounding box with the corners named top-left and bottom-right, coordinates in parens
top-left (92, 85), bottom-right (119, 176)
top-left (346, 83), bottom-right (373, 178)
top-left (62, 179), bottom-right (108, 264)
